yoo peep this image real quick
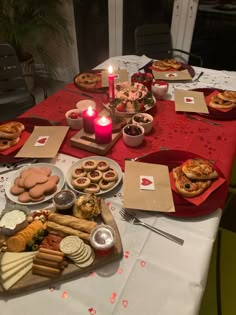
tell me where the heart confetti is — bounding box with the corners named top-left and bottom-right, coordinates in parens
top-left (124, 251), bottom-right (130, 259)
top-left (61, 291), bottom-right (68, 299)
top-left (122, 300), bottom-right (128, 308)
top-left (89, 272), bottom-right (96, 278)
top-left (141, 260), bottom-right (146, 268)
top-left (109, 292), bottom-right (117, 304)
top-left (88, 308), bottom-right (96, 315)
top-left (117, 268), bottom-right (123, 275)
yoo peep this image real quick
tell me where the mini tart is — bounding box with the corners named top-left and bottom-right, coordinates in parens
top-left (97, 160), bottom-right (110, 172)
top-left (72, 177), bottom-right (91, 189)
top-left (102, 169), bottom-right (118, 182)
top-left (84, 183), bottom-right (100, 194)
top-left (87, 170), bottom-right (103, 183)
top-left (82, 159), bottom-right (98, 171)
top-left (72, 167), bottom-right (87, 179)
top-left (99, 179), bottom-right (116, 190)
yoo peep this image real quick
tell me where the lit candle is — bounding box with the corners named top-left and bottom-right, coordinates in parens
top-left (108, 65), bottom-right (115, 100)
top-left (82, 106), bottom-right (98, 133)
top-left (94, 116), bottom-right (112, 144)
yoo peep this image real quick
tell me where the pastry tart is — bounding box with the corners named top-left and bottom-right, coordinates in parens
top-left (99, 179), bottom-right (116, 190)
top-left (72, 177), bottom-right (91, 189)
top-left (82, 160), bottom-right (98, 171)
top-left (72, 167), bottom-right (87, 179)
top-left (97, 160), bottom-right (110, 172)
top-left (84, 183), bottom-right (100, 194)
top-left (102, 170), bottom-right (118, 182)
top-left (87, 170), bottom-right (103, 183)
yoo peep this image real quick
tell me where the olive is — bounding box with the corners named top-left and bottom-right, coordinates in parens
top-left (184, 183), bottom-right (191, 189)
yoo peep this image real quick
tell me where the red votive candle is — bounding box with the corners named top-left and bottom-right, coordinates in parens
top-left (108, 65), bottom-right (115, 100)
top-left (94, 116), bottom-right (112, 144)
top-left (82, 106), bottom-right (98, 133)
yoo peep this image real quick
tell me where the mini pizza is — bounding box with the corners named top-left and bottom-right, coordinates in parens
top-left (162, 59), bottom-right (182, 70)
top-left (102, 170), bottom-right (118, 182)
top-left (87, 170), bottom-right (103, 183)
top-left (84, 183), bottom-right (100, 194)
top-left (72, 177), bottom-right (91, 189)
top-left (99, 179), bottom-right (116, 190)
top-left (82, 160), bottom-right (98, 171)
top-left (72, 167), bottom-right (87, 179)
top-left (75, 72), bottom-right (100, 89)
top-left (97, 160), bottom-right (110, 172)
top-left (173, 166), bottom-right (212, 198)
top-left (182, 158), bottom-right (218, 180)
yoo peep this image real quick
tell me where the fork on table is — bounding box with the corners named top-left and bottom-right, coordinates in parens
top-left (184, 113), bottom-right (221, 126)
top-left (119, 208), bottom-right (184, 246)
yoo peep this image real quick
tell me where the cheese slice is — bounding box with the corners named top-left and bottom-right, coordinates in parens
top-left (1, 256), bottom-right (33, 273)
top-left (0, 262), bottom-right (33, 291)
top-left (1, 258), bottom-right (33, 281)
top-left (0, 252), bottom-right (36, 266)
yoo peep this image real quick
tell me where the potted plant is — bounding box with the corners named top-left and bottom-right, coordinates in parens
top-left (0, 0), bottom-right (72, 89)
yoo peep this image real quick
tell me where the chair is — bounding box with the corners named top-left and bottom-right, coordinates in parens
top-left (134, 23), bottom-right (203, 67)
top-left (0, 43), bottom-right (35, 122)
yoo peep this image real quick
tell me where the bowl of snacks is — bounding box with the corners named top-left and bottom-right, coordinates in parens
top-left (132, 113), bottom-right (153, 134)
top-left (131, 72), bottom-right (153, 91)
top-left (122, 124), bottom-right (144, 147)
top-left (53, 190), bottom-right (76, 214)
top-left (65, 109), bottom-right (83, 129)
top-left (151, 80), bottom-right (169, 99)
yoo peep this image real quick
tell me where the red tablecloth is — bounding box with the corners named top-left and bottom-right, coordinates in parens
top-left (20, 83), bottom-right (236, 183)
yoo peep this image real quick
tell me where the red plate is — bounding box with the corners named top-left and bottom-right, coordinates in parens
top-left (138, 150), bottom-right (227, 218)
top-left (192, 88), bottom-right (236, 120)
top-left (0, 117), bottom-right (56, 164)
top-left (73, 70), bottom-right (107, 93)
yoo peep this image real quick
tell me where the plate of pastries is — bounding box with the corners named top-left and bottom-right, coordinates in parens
top-left (73, 70), bottom-right (106, 92)
top-left (192, 88), bottom-right (236, 120)
top-left (151, 58), bottom-right (195, 77)
top-left (66, 156), bottom-right (123, 195)
top-left (137, 149), bottom-right (227, 218)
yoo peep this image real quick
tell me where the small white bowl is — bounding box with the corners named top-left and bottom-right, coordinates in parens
top-left (65, 108), bottom-right (83, 130)
top-left (132, 113), bottom-right (153, 134)
top-left (76, 99), bottom-right (96, 111)
top-left (151, 80), bottom-right (169, 99)
top-left (122, 124), bottom-right (144, 147)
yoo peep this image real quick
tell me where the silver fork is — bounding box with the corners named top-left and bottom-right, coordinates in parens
top-left (184, 113), bottom-right (221, 126)
top-left (119, 208), bottom-right (184, 245)
top-left (125, 153), bottom-right (152, 162)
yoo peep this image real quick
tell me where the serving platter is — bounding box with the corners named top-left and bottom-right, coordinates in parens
top-left (5, 163), bottom-right (65, 206)
top-left (191, 88), bottom-right (236, 120)
top-left (0, 117), bottom-right (57, 164)
top-left (138, 150), bottom-right (227, 218)
top-left (66, 156), bottom-right (123, 195)
top-left (0, 200), bottom-right (123, 296)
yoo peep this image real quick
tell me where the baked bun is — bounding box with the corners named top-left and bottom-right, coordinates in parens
top-left (218, 91), bottom-right (236, 103)
top-left (162, 59), bottom-right (182, 70)
top-left (0, 121), bottom-right (25, 140)
top-left (0, 137), bottom-right (20, 152)
top-left (152, 60), bottom-right (170, 71)
top-left (209, 94), bottom-right (236, 110)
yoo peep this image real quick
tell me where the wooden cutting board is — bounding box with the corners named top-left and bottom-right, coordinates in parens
top-left (0, 200), bottom-right (123, 296)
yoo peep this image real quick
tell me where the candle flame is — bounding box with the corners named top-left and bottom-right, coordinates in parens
top-left (108, 65), bottom-right (113, 74)
top-left (99, 116), bottom-right (109, 126)
top-left (87, 106), bottom-right (93, 116)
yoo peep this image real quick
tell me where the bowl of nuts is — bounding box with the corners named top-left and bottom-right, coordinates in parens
top-left (122, 124), bottom-right (144, 147)
top-left (132, 113), bottom-right (153, 134)
top-left (65, 109), bottom-right (83, 129)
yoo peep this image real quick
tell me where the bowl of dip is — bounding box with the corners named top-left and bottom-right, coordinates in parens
top-left (151, 80), bottom-right (169, 99)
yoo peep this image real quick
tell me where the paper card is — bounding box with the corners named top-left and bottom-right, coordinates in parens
top-left (169, 171), bottom-right (226, 206)
top-left (174, 89), bottom-right (209, 113)
top-left (101, 69), bottom-right (129, 87)
top-left (123, 161), bottom-right (175, 212)
top-left (15, 126), bottom-right (69, 158)
top-left (152, 69), bottom-right (192, 81)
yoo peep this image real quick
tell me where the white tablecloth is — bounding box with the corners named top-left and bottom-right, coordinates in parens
top-left (1, 55), bottom-right (236, 314)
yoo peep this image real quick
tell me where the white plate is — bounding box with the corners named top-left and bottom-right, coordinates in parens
top-left (103, 95), bottom-right (156, 117)
top-left (66, 156), bottom-right (122, 195)
top-left (5, 163), bottom-right (65, 205)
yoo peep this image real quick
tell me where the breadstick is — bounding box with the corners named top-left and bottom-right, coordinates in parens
top-left (36, 252), bottom-right (64, 263)
top-left (32, 264), bottom-right (61, 278)
top-left (33, 258), bottom-right (65, 270)
top-left (46, 221), bottom-right (90, 242)
top-left (47, 213), bottom-right (97, 233)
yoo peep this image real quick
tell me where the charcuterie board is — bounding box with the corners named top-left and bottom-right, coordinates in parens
top-left (0, 200), bottom-right (123, 296)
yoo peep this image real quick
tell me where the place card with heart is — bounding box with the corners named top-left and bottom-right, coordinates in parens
top-left (174, 89), bottom-right (209, 113)
top-left (15, 126), bottom-right (69, 158)
top-left (123, 161), bottom-right (175, 213)
top-left (152, 69), bottom-right (192, 81)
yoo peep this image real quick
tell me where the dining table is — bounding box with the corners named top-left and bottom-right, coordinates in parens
top-left (0, 54), bottom-right (236, 315)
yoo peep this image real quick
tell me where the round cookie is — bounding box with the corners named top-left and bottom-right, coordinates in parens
top-left (72, 177), bottom-right (91, 189)
top-left (82, 159), bottom-right (98, 171)
top-left (87, 170), bottom-right (103, 183)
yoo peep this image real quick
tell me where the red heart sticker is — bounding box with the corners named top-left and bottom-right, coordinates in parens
top-left (168, 73), bottom-right (175, 77)
top-left (186, 98), bottom-right (193, 102)
top-left (37, 137), bottom-right (47, 144)
top-left (141, 178), bottom-right (153, 186)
